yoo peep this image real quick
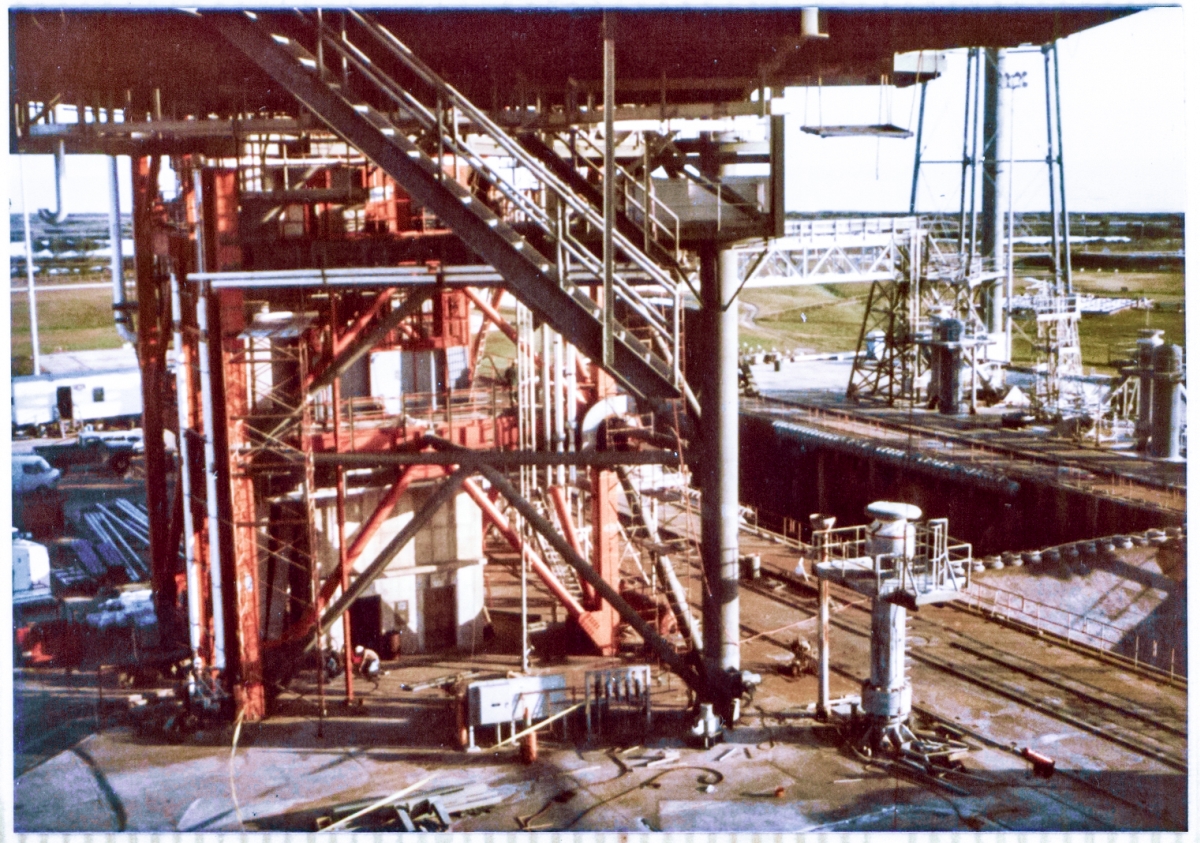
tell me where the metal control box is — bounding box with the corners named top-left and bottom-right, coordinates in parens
top-left (467, 674), bottom-right (569, 727)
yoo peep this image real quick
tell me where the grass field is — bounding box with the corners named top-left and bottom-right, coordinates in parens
top-left (9, 269), bottom-right (1185, 378)
top-left (11, 278), bottom-right (126, 376)
top-left (741, 270), bottom-right (1185, 373)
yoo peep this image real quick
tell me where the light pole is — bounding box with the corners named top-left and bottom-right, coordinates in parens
top-left (18, 156), bottom-right (42, 376)
top-left (1003, 70), bottom-right (1027, 363)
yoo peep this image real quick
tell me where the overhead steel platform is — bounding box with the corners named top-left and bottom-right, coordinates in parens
top-left (12, 6), bottom-right (1136, 145)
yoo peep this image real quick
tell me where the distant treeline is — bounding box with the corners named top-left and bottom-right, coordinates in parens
top-left (9, 212), bottom-right (132, 248)
top-left (786, 210), bottom-right (1183, 246)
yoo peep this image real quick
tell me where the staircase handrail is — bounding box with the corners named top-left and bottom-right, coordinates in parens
top-left (559, 129), bottom-right (682, 261)
top-left (343, 11), bottom-right (682, 298)
top-left (306, 12), bottom-right (679, 362)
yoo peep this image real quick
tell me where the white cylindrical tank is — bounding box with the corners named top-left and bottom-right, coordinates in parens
top-left (864, 501), bottom-right (922, 560)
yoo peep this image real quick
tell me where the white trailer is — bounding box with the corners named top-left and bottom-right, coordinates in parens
top-left (12, 367), bottom-right (143, 432)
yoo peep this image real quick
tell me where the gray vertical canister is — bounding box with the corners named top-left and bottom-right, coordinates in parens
top-left (1149, 343), bottom-right (1184, 460)
top-left (1135, 329), bottom-right (1163, 450)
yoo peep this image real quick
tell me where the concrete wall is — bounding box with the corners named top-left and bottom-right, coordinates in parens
top-left (740, 414), bottom-right (1182, 555)
top-left (311, 482), bottom-right (486, 654)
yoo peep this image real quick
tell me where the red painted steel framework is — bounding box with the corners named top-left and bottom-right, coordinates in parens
top-left (152, 152), bottom-right (634, 719)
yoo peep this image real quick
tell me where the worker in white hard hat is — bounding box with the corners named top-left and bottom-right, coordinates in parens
top-left (354, 644), bottom-right (382, 688)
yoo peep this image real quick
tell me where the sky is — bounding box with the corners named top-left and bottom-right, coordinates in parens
top-left (5, 6), bottom-right (1190, 217)
top-left (783, 5), bottom-right (1188, 213)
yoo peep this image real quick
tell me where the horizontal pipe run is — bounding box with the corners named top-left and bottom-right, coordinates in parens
top-left (192, 264), bottom-right (658, 290)
top-left (308, 449), bottom-right (687, 468)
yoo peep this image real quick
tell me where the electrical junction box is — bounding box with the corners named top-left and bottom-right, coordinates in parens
top-left (467, 673), bottom-right (569, 727)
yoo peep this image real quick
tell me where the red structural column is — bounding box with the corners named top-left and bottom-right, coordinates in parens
top-left (215, 288), bottom-right (265, 719)
top-left (589, 365), bottom-right (621, 655)
top-left (132, 156), bottom-right (176, 628)
top-left (199, 170), bottom-right (265, 719)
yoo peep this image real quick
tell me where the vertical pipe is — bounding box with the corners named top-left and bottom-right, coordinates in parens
top-left (109, 153), bottom-right (136, 343)
top-left (316, 8), bottom-right (325, 79)
top-left (1042, 46), bottom-right (1062, 292)
top-left (331, 298), bottom-right (355, 704)
top-left (908, 81), bottom-right (928, 214)
top-left (1052, 42), bottom-right (1072, 292)
top-left (602, 13), bottom-right (616, 367)
top-left (18, 156), bottom-right (42, 375)
top-left (520, 545), bottom-right (529, 672)
top-left (967, 49), bottom-right (983, 270)
top-left (541, 325), bottom-right (552, 487)
top-left (565, 342), bottom-right (578, 488)
top-left (553, 331), bottom-right (566, 489)
top-left (769, 114), bottom-right (786, 238)
top-left (817, 577), bottom-right (830, 719)
top-left (866, 599), bottom-right (909, 722)
top-left (1135, 329), bottom-right (1163, 449)
top-left (642, 136), bottom-right (652, 253)
top-left (1005, 76), bottom-right (1017, 352)
top-left (171, 274), bottom-right (204, 669)
top-left (196, 283), bottom-right (227, 670)
top-left (1150, 344), bottom-right (1183, 460)
top-left (700, 246), bottom-right (741, 680)
top-left (48, 138), bottom-right (68, 224)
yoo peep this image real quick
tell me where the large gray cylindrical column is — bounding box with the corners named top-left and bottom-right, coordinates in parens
top-left (1136, 329), bottom-right (1164, 450)
top-left (1149, 343), bottom-right (1184, 460)
top-left (862, 600), bottom-right (911, 727)
top-left (700, 245), bottom-right (741, 679)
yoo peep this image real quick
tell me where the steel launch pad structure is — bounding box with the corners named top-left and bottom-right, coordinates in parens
top-left (10, 5), bottom-right (1153, 739)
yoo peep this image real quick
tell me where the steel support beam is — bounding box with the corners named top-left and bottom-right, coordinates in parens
top-left (699, 245), bottom-right (741, 687)
top-left (308, 448), bottom-right (685, 468)
top-left (218, 288), bottom-right (266, 720)
top-left (463, 285), bottom-right (518, 344)
top-left (276, 467), bottom-right (419, 647)
top-left (308, 289), bottom-right (431, 393)
top-left (133, 155), bottom-right (177, 637)
top-left (616, 467), bottom-right (703, 655)
top-left (590, 463), bottom-right (621, 653)
top-left (331, 286), bottom-right (398, 358)
top-left (461, 478), bottom-right (590, 622)
top-left (477, 463), bottom-right (699, 687)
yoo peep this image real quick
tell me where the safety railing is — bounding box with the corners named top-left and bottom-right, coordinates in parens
top-left (555, 129), bottom-right (682, 263)
top-left (960, 578), bottom-right (1180, 676)
top-left (811, 521), bottom-right (970, 598)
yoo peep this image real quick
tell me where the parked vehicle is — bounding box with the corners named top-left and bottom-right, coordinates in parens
top-left (11, 455), bottom-right (61, 494)
top-left (79, 426), bottom-right (145, 454)
top-left (33, 439), bottom-right (138, 476)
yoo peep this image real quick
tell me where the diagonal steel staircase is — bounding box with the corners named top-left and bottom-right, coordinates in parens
top-left (210, 10), bottom-right (696, 410)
